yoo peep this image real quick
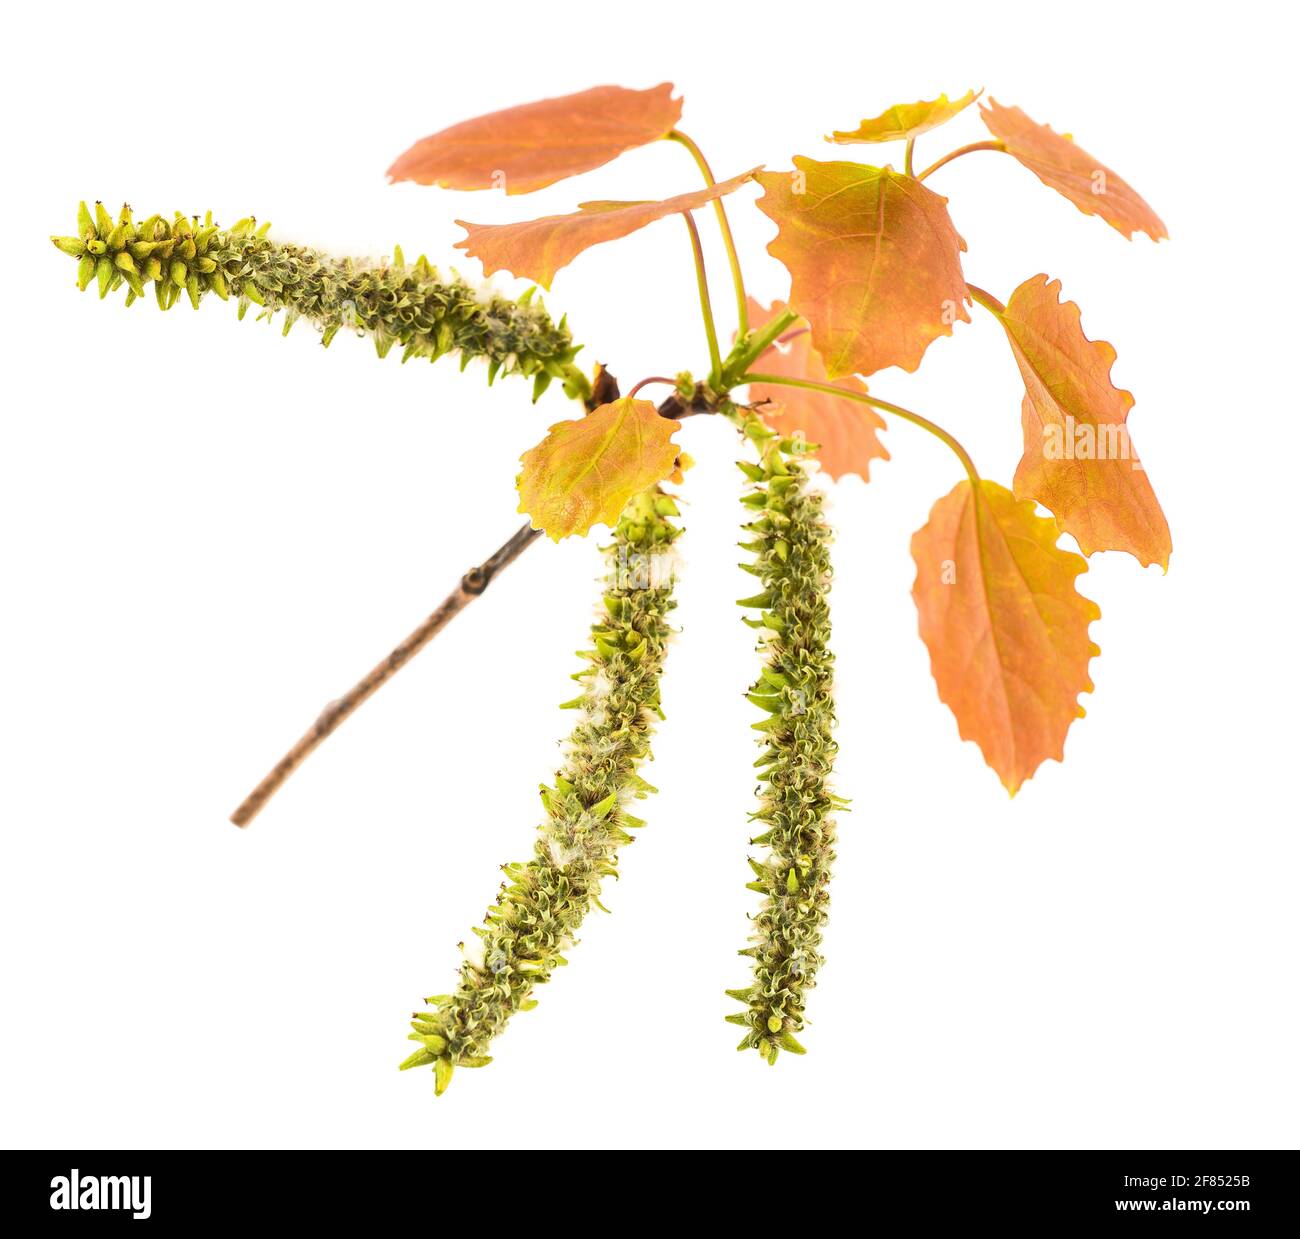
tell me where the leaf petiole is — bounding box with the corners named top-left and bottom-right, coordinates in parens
top-left (682, 212), bottom-right (723, 385)
top-left (965, 282), bottom-right (1007, 316)
top-left (626, 376), bottom-right (680, 400)
top-left (916, 139), bottom-right (1007, 181)
top-left (740, 372), bottom-right (981, 485)
top-left (668, 130), bottom-right (750, 334)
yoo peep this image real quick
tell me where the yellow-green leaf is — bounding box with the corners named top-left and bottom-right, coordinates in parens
top-left (517, 398), bottom-right (680, 540)
top-left (829, 89), bottom-right (979, 144)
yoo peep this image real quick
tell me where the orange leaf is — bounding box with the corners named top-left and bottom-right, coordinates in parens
top-left (743, 298), bottom-right (889, 482)
top-left (755, 159), bottom-right (970, 378)
top-left (992, 276), bottom-right (1172, 569)
top-left (829, 89), bottom-right (979, 144)
top-left (387, 83), bottom-right (682, 194)
top-left (516, 398), bottom-right (680, 540)
top-left (979, 99), bottom-right (1167, 241)
top-left (455, 168), bottom-right (760, 288)
top-left (911, 480), bottom-right (1100, 793)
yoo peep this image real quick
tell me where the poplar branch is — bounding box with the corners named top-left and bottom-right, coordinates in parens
top-left (228, 373), bottom-right (723, 828)
top-left (231, 367), bottom-right (622, 827)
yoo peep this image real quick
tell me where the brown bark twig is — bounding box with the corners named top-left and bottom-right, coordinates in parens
top-left (229, 521), bottom-right (541, 827)
top-left (229, 367), bottom-right (723, 828)
top-left (231, 366), bottom-right (619, 827)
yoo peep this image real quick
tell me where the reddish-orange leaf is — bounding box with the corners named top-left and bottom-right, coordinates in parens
top-left (994, 276), bottom-right (1172, 569)
top-left (743, 298), bottom-right (889, 482)
top-left (911, 480), bottom-right (1100, 794)
top-left (829, 89), bottom-right (980, 144)
top-left (755, 159), bottom-right (970, 378)
top-left (387, 83), bottom-right (682, 194)
top-left (455, 168), bottom-right (760, 288)
top-left (516, 398), bottom-right (680, 540)
top-left (980, 100), bottom-right (1167, 241)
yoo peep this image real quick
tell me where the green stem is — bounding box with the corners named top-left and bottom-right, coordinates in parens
top-left (682, 212), bottom-right (722, 385)
top-left (741, 372), bottom-right (981, 484)
top-left (904, 136), bottom-right (916, 177)
top-left (721, 308), bottom-right (799, 387)
top-left (916, 140), bottom-right (1007, 182)
top-left (668, 130), bottom-right (749, 334)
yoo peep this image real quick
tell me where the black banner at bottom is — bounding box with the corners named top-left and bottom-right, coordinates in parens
top-left (4, 1148), bottom-right (1294, 1224)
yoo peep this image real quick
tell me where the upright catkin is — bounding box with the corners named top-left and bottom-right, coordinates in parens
top-left (727, 420), bottom-right (841, 1063)
top-left (402, 488), bottom-right (681, 1095)
top-left (51, 202), bottom-right (586, 401)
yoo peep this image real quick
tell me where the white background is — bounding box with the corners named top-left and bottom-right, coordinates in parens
top-left (2, 1), bottom-right (1296, 1150)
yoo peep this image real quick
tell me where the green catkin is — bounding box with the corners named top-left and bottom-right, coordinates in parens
top-left (727, 418), bottom-right (841, 1065)
top-left (401, 488), bottom-right (681, 1095)
top-left (51, 202), bottom-right (588, 402)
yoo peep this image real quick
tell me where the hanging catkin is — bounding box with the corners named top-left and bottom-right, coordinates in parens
top-left (728, 420), bottom-right (842, 1063)
top-left (402, 487), bottom-right (681, 1095)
